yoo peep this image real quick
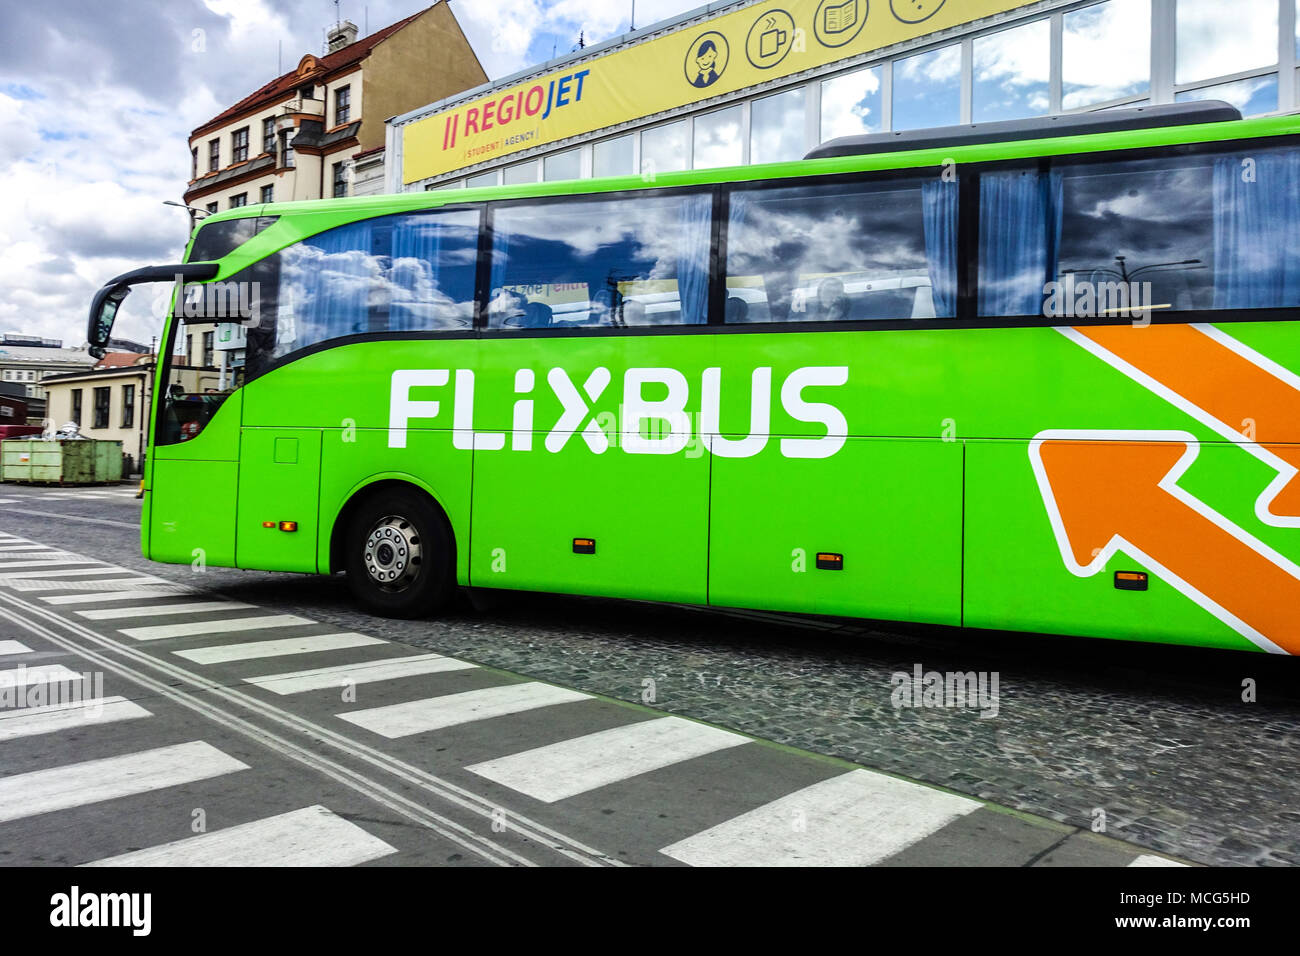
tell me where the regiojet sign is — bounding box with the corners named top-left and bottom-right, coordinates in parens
top-left (401, 0), bottom-right (1038, 183)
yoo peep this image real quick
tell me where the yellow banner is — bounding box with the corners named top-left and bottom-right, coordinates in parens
top-left (403, 0), bottom-right (1036, 183)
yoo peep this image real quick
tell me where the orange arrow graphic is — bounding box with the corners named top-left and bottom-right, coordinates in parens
top-left (1032, 431), bottom-right (1300, 654)
top-left (1073, 324), bottom-right (1300, 518)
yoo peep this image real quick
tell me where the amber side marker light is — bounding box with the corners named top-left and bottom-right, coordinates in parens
top-left (279, 521), bottom-right (298, 533)
top-left (573, 538), bottom-right (596, 554)
top-left (261, 521), bottom-right (276, 528)
top-left (1115, 571), bottom-right (1148, 591)
top-left (816, 552), bottom-right (844, 571)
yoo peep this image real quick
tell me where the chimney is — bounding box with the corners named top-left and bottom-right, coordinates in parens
top-left (326, 19), bottom-right (358, 52)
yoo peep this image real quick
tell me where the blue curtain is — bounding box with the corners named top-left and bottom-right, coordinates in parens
top-left (677, 193), bottom-right (713, 324)
top-left (922, 180), bottom-right (958, 318)
top-left (1213, 150), bottom-right (1300, 309)
top-left (389, 217), bottom-right (444, 331)
top-left (979, 169), bottom-right (1063, 316)
top-left (282, 220), bottom-right (376, 352)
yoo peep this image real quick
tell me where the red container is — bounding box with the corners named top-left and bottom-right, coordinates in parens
top-left (0, 425), bottom-right (42, 440)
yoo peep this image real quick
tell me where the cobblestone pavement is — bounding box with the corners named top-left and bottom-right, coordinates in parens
top-left (3, 490), bottom-right (1296, 866)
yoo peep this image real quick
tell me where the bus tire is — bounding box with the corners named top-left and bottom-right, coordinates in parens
top-left (344, 488), bottom-right (455, 619)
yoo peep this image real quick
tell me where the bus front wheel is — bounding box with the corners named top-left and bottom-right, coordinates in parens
top-left (344, 489), bottom-right (455, 618)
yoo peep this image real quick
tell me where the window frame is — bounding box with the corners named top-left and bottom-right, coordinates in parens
top-left (262, 117), bottom-right (276, 154)
top-left (231, 127), bottom-right (249, 164)
top-left (122, 383), bottom-right (135, 429)
top-left (92, 386), bottom-right (111, 430)
top-left (70, 388), bottom-right (82, 425)
top-left (208, 138), bottom-right (220, 172)
top-left (335, 85), bottom-right (351, 126)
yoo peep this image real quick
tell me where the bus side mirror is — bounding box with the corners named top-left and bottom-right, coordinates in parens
top-left (86, 262), bottom-right (220, 359)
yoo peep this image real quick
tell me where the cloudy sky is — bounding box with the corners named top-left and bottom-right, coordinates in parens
top-left (0, 0), bottom-right (697, 348)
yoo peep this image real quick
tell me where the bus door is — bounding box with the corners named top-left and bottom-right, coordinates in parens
top-left (148, 321), bottom-right (244, 568)
top-left (234, 426), bottom-right (322, 573)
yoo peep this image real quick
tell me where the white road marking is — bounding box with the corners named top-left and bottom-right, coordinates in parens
top-left (467, 716), bottom-right (749, 803)
top-left (660, 769), bottom-right (980, 867)
top-left (174, 632), bottom-right (386, 664)
top-left (244, 653), bottom-right (476, 695)
top-left (0, 663), bottom-right (85, 688)
top-left (0, 640), bottom-right (32, 655)
top-left (1129, 854), bottom-right (1188, 867)
top-left (0, 545), bottom-right (55, 552)
top-left (0, 696), bottom-right (151, 742)
top-left (339, 682), bottom-right (589, 738)
top-left (0, 567), bottom-right (145, 580)
top-left (0, 556), bottom-right (87, 569)
top-left (120, 614), bottom-right (314, 641)
top-left (0, 741), bottom-right (249, 824)
top-left (42, 589), bottom-right (196, 605)
top-left (81, 804), bottom-right (397, 867)
top-left (77, 600), bottom-right (255, 621)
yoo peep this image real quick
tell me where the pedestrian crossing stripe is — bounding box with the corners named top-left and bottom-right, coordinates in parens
top-left (0, 741), bottom-right (248, 824)
top-left (0, 696), bottom-right (151, 742)
top-left (80, 805), bottom-right (397, 867)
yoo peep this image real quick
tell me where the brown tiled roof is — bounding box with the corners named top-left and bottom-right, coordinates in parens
top-left (94, 352), bottom-right (150, 369)
top-left (191, 7), bottom-right (427, 138)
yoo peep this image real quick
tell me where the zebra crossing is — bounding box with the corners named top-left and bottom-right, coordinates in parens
top-left (0, 529), bottom-right (1189, 867)
top-left (0, 486), bottom-right (139, 503)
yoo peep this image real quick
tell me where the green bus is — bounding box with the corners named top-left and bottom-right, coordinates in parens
top-left (90, 101), bottom-right (1300, 655)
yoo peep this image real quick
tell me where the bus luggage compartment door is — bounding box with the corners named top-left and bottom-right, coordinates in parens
top-left (707, 437), bottom-right (963, 626)
top-left (235, 428), bottom-right (322, 573)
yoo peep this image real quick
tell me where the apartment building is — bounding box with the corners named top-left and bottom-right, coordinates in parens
top-left (183, 3), bottom-right (486, 215)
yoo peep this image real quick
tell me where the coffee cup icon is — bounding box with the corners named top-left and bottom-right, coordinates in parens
top-left (759, 27), bottom-right (787, 58)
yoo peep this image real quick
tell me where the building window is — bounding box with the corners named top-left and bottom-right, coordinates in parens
top-left (122, 384), bottom-right (135, 429)
top-left (230, 193), bottom-right (248, 208)
top-left (1176, 0), bottom-right (1278, 86)
top-left (502, 160), bottom-right (539, 185)
top-left (280, 130), bottom-right (295, 168)
top-left (750, 89), bottom-right (805, 165)
top-left (260, 184), bottom-right (274, 204)
top-left (973, 19), bottom-right (1051, 123)
top-left (71, 388), bottom-right (82, 425)
top-left (893, 44), bottom-right (961, 131)
top-left (1063, 0), bottom-right (1151, 110)
top-left (191, 147), bottom-right (198, 179)
top-left (262, 116), bottom-right (276, 153)
top-left (206, 202), bottom-right (218, 214)
top-left (592, 135), bottom-right (634, 178)
top-left (543, 148), bottom-right (582, 181)
top-left (335, 85), bottom-right (351, 125)
top-left (333, 162), bottom-right (348, 198)
top-left (92, 387), bottom-right (111, 429)
top-left (202, 331), bottom-right (215, 367)
top-left (693, 105), bottom-right (743, 169)
top-left (640, 121), bottom-right (688, 176)
top-left (231, 127), bottom-right (249, 163)
top-left (820, 65), bottom-right (884, 142)
top-left (208, 138), bottom-right (220, 172)
top-left (1176, 74), bottom-right (1280, 114)
top-left (465, 170), bottom-right (499, 188)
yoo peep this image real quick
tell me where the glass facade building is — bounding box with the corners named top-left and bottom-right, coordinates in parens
top-left (399, 0), bottom-right (1300, 192)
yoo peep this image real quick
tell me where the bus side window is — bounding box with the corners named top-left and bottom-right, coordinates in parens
top-left (724, 176), bottom-right (958, 323)
top-left (487, 190), bottom-right (713, 330)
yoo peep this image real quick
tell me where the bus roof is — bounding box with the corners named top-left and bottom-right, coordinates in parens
top-left (804, 101), bottom-right (1243, 160)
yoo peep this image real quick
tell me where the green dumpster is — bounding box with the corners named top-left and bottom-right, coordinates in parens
top-left (0, 439), bottom-right (124, 485)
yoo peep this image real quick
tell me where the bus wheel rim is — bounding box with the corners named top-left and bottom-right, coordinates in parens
top-left (363, 515), bottom-right (421, 591)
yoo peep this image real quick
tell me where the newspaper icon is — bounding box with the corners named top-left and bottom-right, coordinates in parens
top-left (823, 0), bottom-right (859, 33)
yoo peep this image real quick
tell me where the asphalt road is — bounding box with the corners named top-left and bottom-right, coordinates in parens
top-left (0, 481), bottom-right (1294, 867)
